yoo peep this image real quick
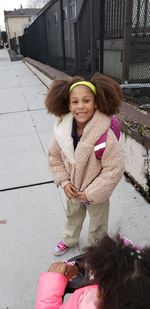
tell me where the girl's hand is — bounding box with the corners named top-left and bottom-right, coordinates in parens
top-left (64, 183), bottom-right (77, 198)
top-left (48, 261), bottom-right (67, 274)
top-left (48, 262), bottom-right (78, 280)
top-left (77, 191), bottom-right (88, 202)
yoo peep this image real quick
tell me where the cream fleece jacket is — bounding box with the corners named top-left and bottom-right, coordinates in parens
top-left (48, 110), bottom-right (124, 204)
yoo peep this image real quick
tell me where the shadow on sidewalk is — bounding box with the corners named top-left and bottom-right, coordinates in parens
top-left (7, 48), bottom-right (23, 62)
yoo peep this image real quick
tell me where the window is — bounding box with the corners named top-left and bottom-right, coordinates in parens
top-left (54, 12), bottom-right (58, 24)
top-left (70, 1), bottom-right (77, 19)
top-left (63, 7), bottom-right (67, 22)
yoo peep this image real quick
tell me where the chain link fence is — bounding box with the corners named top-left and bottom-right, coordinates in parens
top-left (103, 0), bottom-right (150, 110)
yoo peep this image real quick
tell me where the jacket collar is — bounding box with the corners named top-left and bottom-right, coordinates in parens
top-left (54, 113), bottom-right (75, 164)
top-left (53, 111), bottom-right (110, 165)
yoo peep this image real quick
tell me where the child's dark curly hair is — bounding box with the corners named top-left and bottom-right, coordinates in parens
top-left (45, 73), bottom-right (123, 116)
top-left (91, 73), bottom-right (123, 115)
top-left (84, 235), bottom-right (150, 309)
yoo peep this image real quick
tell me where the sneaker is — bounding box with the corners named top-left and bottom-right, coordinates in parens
top-left (54, 241), bottom-right (69, 256)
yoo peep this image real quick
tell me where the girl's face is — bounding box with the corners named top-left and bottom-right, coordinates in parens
top-left (69, 85), bottom-right (97, 127)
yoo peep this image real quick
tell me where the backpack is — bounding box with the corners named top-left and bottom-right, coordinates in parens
top-left (94, 115), bottom-right (121, 160)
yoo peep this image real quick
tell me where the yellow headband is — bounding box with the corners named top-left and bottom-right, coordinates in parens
top-left (69, 81), bottom-right (96, 94)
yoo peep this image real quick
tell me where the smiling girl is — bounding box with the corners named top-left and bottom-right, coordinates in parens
top-left (45, 73), bottom-right (124, 255)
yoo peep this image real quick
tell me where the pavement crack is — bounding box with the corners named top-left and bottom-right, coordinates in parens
top-left (0, 180), bottom-right (54, 192)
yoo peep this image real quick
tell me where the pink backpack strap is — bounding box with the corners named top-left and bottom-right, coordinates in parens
top-left (94, 130), bottom-right (108, 160)
top-left (94, 116), bottom-right (121, 160)
top-left (110, 115), bottom-right (121, 141)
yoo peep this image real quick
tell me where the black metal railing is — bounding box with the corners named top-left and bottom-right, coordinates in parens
top-left (11, 0), bottom-right (150, 109)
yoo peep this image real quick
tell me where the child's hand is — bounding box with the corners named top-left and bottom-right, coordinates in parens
top-left (77, 190), bottom-right (88, 202)
top-left (48, 261), bottom-right (67, 274)
top-left (64, 183), bottom-right (77, 198)
top-left (48, 262), bottom-right (78, 280)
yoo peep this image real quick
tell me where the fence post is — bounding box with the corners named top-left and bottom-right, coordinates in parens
top-left (122, 0), bottom-right (133, 82)
top-left (60, 0), bottom-right (66, 71)
top-left (44, 13), bottom-right (49, 64)
top-left (99, 0), bottom-right (105, 73)
top-left (25, 28), bottom-right (29, 57)
top-left (90, 0), bottom-right (96, 75)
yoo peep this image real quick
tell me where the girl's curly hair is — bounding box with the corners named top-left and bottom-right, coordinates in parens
top-left (45, 73), bottom-right (123, 116)
top-left (91, 73), bottom-right (123, 115)
top-left (84, 235), bottom-right (150, 309)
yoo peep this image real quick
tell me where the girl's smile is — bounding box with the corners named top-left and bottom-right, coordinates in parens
top-left (69, 85), bottom-right (97, 128)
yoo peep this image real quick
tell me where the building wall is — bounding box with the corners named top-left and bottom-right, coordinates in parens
top-left (45, 1), bottom-right (63, 67)
top-left (5, 16), bottom-right (31, 39)
top-left (77, 0), bottom-right (85, 14)
top-left (44, 0), bottom-right (83, 71)
top-left (63, 0), bottom-right (77, 61)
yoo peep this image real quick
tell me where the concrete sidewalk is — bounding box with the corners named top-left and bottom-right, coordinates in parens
top-left (0, 48), bottom-right (150, 309)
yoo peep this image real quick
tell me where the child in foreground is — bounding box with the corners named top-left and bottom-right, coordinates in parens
top-left (45, 73), bottom-right (124, 255)
top-left (35, 234), bottom-right (150, 309)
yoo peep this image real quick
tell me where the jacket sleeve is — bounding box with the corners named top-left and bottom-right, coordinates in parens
top-left (35, 272), bottom-right (68, 309)
top-left (85, 130), bottom-right (125, 204)
top-left (48, 139), bottom-right (70, 186)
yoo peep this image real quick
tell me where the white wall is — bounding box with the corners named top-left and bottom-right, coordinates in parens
top-left (6, 16), bottom-right (31, 39)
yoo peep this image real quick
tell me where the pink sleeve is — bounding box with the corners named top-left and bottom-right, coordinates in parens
top-left (35, 272), bottom-right (68, 309)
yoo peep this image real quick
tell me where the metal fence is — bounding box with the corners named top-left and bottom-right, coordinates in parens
top-left (16, 0), bottom-right (150, 109)
top-left (105, 0), bottom-right (125, 38)
top-left (10, 37), bottom-right (19, 54)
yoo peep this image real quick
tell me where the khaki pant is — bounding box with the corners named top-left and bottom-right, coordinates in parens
top-left (63, 199), bottom-right (110, 247)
